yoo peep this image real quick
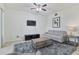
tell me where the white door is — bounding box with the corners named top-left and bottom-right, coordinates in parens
top-left (0, 8), bottom-right (2, 48)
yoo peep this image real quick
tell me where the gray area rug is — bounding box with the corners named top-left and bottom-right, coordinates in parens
top-left (38, 41), bottom-right (76, 55)
top-left (8, 41), bottom-right (77, 55)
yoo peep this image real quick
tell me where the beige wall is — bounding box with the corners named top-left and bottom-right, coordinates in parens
top-left (46, 5), bottom-right (79, 35)
top-left (4, 9), bottom-right (47, 44)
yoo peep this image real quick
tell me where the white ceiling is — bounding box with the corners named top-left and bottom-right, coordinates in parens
top-left (3, 3), bottom-right (79, 15)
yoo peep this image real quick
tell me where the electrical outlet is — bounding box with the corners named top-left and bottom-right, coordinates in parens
top-left (17, 35), bottom-right (20, 38)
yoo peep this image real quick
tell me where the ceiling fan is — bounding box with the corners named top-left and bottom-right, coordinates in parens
top-left (31, 3), bottom-right (47, 13)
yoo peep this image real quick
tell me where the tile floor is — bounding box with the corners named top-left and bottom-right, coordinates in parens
top-left (72, 46), bottom-right (79, 55)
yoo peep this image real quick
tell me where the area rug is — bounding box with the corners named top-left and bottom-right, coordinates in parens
top-left (8, 40), bottom-right (77, 55)
top-left (38, 41), bottom-right (77, 55)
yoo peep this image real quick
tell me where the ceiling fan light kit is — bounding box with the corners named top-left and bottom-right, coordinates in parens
top-left (31, 3), bottom-right (47, 13)
top-left (36, 8), bottom-right (41, 11)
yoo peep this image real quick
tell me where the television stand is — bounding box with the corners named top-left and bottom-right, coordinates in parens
top-left (25, 34), bottom-right (40, 41)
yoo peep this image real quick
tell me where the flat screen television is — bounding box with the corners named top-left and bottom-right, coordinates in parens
top-left (27, 20), bottom-right (36, 26)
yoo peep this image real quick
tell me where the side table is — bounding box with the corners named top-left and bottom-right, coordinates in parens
top-left (66, 35), bottom-right (79, 46)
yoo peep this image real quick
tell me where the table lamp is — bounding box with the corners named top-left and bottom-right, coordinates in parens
top-left (68, 26), bottom-right (77, 36)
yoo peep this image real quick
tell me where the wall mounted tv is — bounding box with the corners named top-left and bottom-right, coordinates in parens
top-left (27, 20), bottom-right (36, 26)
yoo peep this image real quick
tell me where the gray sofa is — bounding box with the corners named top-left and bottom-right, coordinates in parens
top-left (44, 30), bottom-right (67, 42)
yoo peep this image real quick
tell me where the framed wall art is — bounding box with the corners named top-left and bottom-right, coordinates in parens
top-left (52, 17), bottom-right (60, 28)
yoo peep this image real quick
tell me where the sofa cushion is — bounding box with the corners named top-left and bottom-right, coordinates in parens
top-left (44, 30), bottom-right (67, 42)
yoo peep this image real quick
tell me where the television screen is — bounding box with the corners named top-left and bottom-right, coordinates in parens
top-left (27, 20), bottom-right (36, 26)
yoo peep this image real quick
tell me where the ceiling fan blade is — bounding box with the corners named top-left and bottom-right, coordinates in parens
top-left (42, 8), bottom-right (47, 11)
top-left (42, 4), bottom-right (47, 7)
top-left (31, 8), bottom-right (36, 10)
top-left (33, 3), bottom-right (37, 6)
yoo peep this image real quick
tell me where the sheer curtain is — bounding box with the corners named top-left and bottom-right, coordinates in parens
top-left (0, 8), bottom-right (2, 48)
top-left (0, 8), bottom-right (3, 48)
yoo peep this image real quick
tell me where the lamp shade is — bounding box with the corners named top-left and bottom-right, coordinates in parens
top-left (68, 26), bottom-right (77, 32)
top-left (68, 26), bottom-right (77, 36)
